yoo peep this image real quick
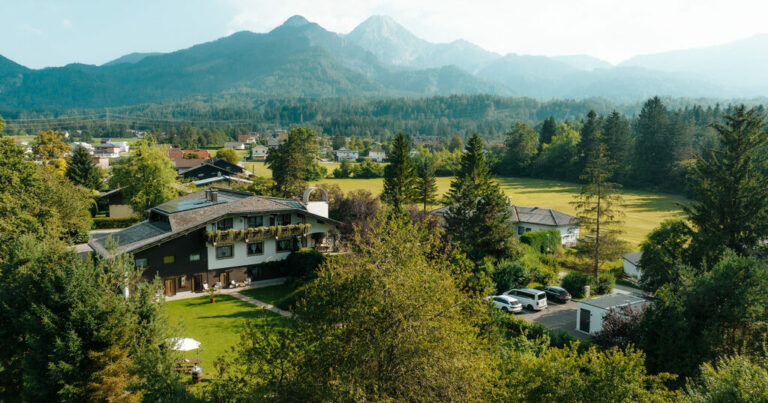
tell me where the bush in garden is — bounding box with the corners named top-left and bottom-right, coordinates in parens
top-left (493, 260), bottom-right (529, 293)
top-left (594, 305), bottom-right (645, 349)
top-left (519, 229), bottom-right (562, 254)
top-left (561, 272), bottom-right (593, 298)
top-left (596, 272), bottom-right (615, 295)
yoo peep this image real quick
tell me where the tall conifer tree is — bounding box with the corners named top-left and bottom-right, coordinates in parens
top-left (266, 127), bottom-right (322, 198)
top-left (444, 134), bottom-right (516, 261)
top-left (571, 144), bottom-right (625, 281)
top-left (602, 111), bottom-right (632, 181)
top-left (577, 110), bottom-right (602, 175)
top-left (539, 116), bottom-right (557, 145)
top-left (415, 157), bottom-right (438, 211)
top-left (684, 106), bottom-right (768, 263)
top-left (67, 145), bottom-right (102, 190)
top-left (382, 133), bottom-right (417, 211)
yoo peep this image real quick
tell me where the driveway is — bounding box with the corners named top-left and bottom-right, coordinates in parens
top-left (515, 300), bottom-right (590, 341)
top-left (515, 284), bottom-right (648, 341)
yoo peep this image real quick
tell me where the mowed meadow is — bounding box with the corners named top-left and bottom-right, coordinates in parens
top-left (244, 162), bottom-right (686, 246)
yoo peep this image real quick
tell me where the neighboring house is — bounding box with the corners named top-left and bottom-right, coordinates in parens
top-left (267, 136), bottom-right (282, 148)
top-left (109, 141), bottom-right (130, 153)
top-left (238, 134), bottom-right (258, 144)
top-left (368, 148), bottom-right (386, 162)
top-left (172, 158), bottom-right (207, 174)
top-left (93, 143), bottom-right (121, 158)
top-left (223, 141), bottom-right (246, 150)
top-left (251, 145), bottom-right (269, 161)
top-left (71, 142), bottom-right (94, 153)
top-left (576, 294), bottom-right (648, 335)
top-left (510, 206), bottom-right (580, 246)
top-left (430, 205), bottom-right (580, 246)
top-left (92, 157), bottom-right (110, 170)
top-left (181, 157), bottom-right (246, 181)
top-left (622, 252), bottom-right (643, 278)
top-left (97, 188), bottom-right (133, 218)
top-left (89, 187), bottom-right (339, 297)
top-left (334, 147), bottom-right (359, 161)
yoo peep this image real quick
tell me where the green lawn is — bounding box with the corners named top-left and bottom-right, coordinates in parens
top-left (241, 284), bottom-right (295, 306)
top-left (165, 294), bottom-right (290, 374)
top-left (243, 162), bottom-right (686, 246)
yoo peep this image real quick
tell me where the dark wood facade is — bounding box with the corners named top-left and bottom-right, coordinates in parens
top-left (135, 228), bottom-right (259, 296)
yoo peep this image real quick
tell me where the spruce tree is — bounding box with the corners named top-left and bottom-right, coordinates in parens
top-left (602, 111), bottom-right (632, 182)
top-left (684, 105), bottom-right (768, 263)
top-left (415, 157), bottom-right (438, 211)
top-left (382, 133), bottom-right (416, 211)
top-left (571, 144), bottom-right (625, 281)
top-left (444, 134), bottom-right (516, 261)
top-left (539, 116), bottom-right (557, 145)
top-left (634, 97), bottom-right (684, 188)
top-left (577, 110), bottom-right (602, 175)
top-left (66, 145), bottom-right (102, 190)
top-left (266, 127), bottom-right (322, 198)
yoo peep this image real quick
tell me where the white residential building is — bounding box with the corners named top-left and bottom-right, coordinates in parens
top-left (334, 147), bottom-right (359, 161)
top-left (368, 148), bottom-right (386, 162)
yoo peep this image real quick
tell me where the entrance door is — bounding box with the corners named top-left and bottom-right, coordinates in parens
top-left (193, 275), bottom-right (203, 292)
top-left (164, 278), bottom-right (176, 297)
top-left (579, 308), bottom-right (591, 333)
top-left (220, 272), bottom-right (229, 289)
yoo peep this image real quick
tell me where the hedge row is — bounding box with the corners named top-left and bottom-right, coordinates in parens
top-left (561, 271), bottom-right (615, 298)
top-left (519, 229), bottom-right (562, 254)
top-left (92, 217), bottom-right (140, 229)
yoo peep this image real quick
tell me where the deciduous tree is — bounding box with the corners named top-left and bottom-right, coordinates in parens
top-left (110, 136), bottom-right (180, 218)
top-left (216, 147), bottom-right (240, 165)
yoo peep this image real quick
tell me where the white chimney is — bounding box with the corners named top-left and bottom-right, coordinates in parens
top-left (302, 187), bottom-right (328, 218)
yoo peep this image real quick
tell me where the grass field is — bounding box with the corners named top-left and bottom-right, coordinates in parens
top-left (243, 162), bottom-right (686, 246)
top-left (166, 294), bottom-right (290, 373)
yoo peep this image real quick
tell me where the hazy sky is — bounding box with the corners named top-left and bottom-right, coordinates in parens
top-left (3, 0), bottom-right (768, 69)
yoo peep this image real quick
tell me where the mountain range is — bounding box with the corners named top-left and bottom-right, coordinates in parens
top-left (0, 15), bottom-right (766, 110)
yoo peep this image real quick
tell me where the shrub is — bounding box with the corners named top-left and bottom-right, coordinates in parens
top-left (593, 305), bottom-right (645, 349)
top-left (283, 249), bottom-right (325, 278)
top-left (596, 272), bottom-right (615, 295)
top-left (529, 264), bottom-right (558, 285)
top-left (92, 217), bottom-right (139, 229)
top-left (519, 229), bottom-right (562, 254)
top-left (72, 231), bottom-right (90, 244)
top-left (561, 272), bottom-right (593, 298)
top-left (493, 260), bottom-right (529, 293)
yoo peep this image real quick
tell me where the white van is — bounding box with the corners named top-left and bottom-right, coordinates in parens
top-left (503, 288), bottom-right (547, 311)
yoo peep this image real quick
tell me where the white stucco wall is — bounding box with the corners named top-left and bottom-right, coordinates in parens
top-left (576, 303), bottom-right (608, 334)
top-left (205, 212), bottom-right (333, 271)
top-left (624, 260), bottom-right (641, 278)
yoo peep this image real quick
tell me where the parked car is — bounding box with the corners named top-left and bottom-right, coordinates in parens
top-left (503, 288), bottom-right (548, 311)
top-left (536, 285), bottom-right (572, 303)
top-left (485, 295), bottom-right (523, 313)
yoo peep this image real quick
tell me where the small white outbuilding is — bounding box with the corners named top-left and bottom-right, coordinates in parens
top-left (576, 294), bottom-right (648, 335)
top-left (622, 252), bottom-right (643, 279)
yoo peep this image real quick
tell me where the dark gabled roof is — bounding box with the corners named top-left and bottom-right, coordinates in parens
top-left (623, 252), bottom-right (643, 266)
top-left (512, 206), bottom-right (579, 226)
top-left (430, 204), bottom-right (578, 227)
top-left (89, 187), bottom-right (339, 258)
top-left (181, 157), bottom-right (243, 177)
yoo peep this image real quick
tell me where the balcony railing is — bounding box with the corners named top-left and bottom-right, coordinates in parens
top-left (205, 223), bottom-right (311, 245)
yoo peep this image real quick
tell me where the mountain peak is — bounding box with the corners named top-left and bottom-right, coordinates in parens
top-left (283, 15), bottom-right (310, 27)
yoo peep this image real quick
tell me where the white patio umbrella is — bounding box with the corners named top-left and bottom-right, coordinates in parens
top-left (169, 337), bottom-right (202, 360)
